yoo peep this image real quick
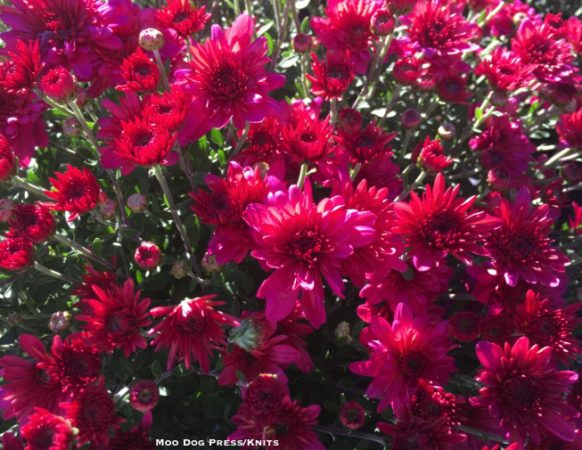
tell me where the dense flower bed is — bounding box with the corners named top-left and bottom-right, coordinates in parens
top-left (0, 0), bottom-right (581, 448)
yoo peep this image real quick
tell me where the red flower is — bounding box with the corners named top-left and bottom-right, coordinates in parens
top-left (235, 116), bottom-right (284, 167)
top-left (0, 334), bottom-right (64, 422)
top-left (149, 295), bottom-right (238, 372)
top-left (337, 120), bottom-right (396, 165)
top-left (46, 165), bottom-right (101, 221)
top-left (8, 203), bottom-right (55, 243)
top-left (21, 408), bottom-right (74, 450)
top-left (484, 189), bottom-right (569, 288)
top-left (339, 401), bottom-right (365, 430)
top-left (190, 162), bottom-right (275, 264)
top-left (516, 290), bottom-right (580, 364)
top-left (240, 374), bottom-right (289, 419)
top-left (129, 380), bottom-right (160, 413)
top-left (62, 383), bottom-right (119, 446)
top-left (114, 118), bottom-right (177, 169)
top-left (218, 314), bottom-right (300, 386)
top-left (143, 88), bottom-right (188, 132)
top-left (134, 241), bottom-right (162, 270)
top-left (0, 133), bottom-right (15, 181)
top-left (350, 303), bottom-right (456, 413)
top-left (244, 184), bottom-right (375, 328)
top-left (393, 174), bottom-right (498, 271)
top-left (39, 67), bottom-right (76, 102)
top-left (472, 337), bottom-right (579, 444)
top-left (307, 51), bottom-right (355, 100)
top-left (185, 14), bottom-right (285, 129)
top-left (475, 47), bottom-right (533, 92)
top-left (156, 0), bottom-right (210, 38)
top-left (76, 279), bottom-right (151, 356)
top-left (449, 311), bottom-right (480, 342)
top-left (512, 20), bottom-right (576, 83)
top-left (413, 136), bottom-right (452, 173)
top-left (311, 0), bottom-right (383, 73)
top-left (0, 237), bottom-right (33, 272)
top-left (557, 107), bottom-right (582, 150)
top-left (401, 0), bottom-right (480, 58)
top-left (118, 47), bottom-right (160, 92)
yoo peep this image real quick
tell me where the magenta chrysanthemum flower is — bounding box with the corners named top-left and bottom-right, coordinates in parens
top-left (46, 165), bottom-right (101, 221)
top-left (350, 303), bottom-right (456, 413)
top-left (475, 47), bottom-right (534, 92)
top-left (393, 173), bottom-right (499, 272)
top-left (243, 183), bottom-right (376, 328)
top-left (184, 14), bottom-right (285, 130)
top-left (400, 0), bottom-right (480, 59)
top-left (471, 337), bottom-right (579, 444)
top-left (484, 189), bottom-right (569, 288)
top-left (149, 295), bottom-right (238, 372)
top-left (307, 51), bottom-right (355, 100)
top-left (557, 107), bottom-right (582, 150)
top-left (21, 408), bottom-right (74, 450)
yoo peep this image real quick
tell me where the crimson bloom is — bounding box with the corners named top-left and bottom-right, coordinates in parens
top-left (0, 237), bottom-right (33, 272)
top-left (350, 303), bottom-right (456, 413)
top-left (156, 0), bottom-right (210, 38)
top-left (39, 67), bottom-right (76, 102)
top-left (484, 189), bottom-right (569, 288)
top-left (244, 183), bottom-right (376, 328)
top-left (393, 173), bottom-right (499, 272)
top-left (149, 295), bottom-right (238, 372)
top-left (557, 107), bottom-right (582, 150)
top-left (76, 279), bottom-right (152, 356)
top-left (307, 51), bottom-right (355, 99)
top-left (20, 408), bottom-right (74, 450)
top-left (8, 203), bottom-right (55, 243)
top-left (475, 47), bottom-right (533, 92)
top-left (129, 380), bottom-right (159, 413)
top-left (46, 165), bottom-right (101, 221)
top-left (134, 241), bottom-right (162, 270)
top-left (339, 401), bottom-right (366, 430)
top-left (185, 14), bottom-right (285, 130)
top-left (472, 337), bottom-right (579, 444)
top-left (0, 134), bottom-right (15, 181)
top-left (118, 47), bottom-right (160, 92)
top-left (413, 136), bottom-right (452, 173)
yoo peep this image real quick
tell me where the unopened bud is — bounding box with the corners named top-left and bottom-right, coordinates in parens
top-left (372, 9), bottom-right (395, 36)
top-left (402, 108), bottom-right (422, 129)
top-left (335, 321), bottom-right (352, 341)
top-left (293, 34), bottom-right (314, 53)
top-left (127, 193), bottom-right (147, 213)
top-left (0, 198), bottom-right (14, 222)
top-left (39, 66), bottom-right (77, 103)
top-left (170, 260), bottom-right (190, 279)
top-left (139, 28), bottom-right (165, 51)
top-left (438, 122), bottom-right (456, 141)
top-left (99, 195), bottom-right (117, 220)
top-left (63, 118), bottom-right (81, 137)
top-left (202, 253), bottom-right (221, 273)
top-left (49, 311), bottom-right (71, 333)
top-left (229, 318), bottom-right (261, 351)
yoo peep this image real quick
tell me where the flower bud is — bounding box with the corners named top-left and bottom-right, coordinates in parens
top-left (49, 311), bottom-right (71, 333)
top-left (293, 33), bottom-right (314, 53)
top-left (129, 380), bottom-right (160, 413)
top-left (170, 260), bottom-right (190, 279)
top-left (63, 118), bottom-right (81, 137)
top-left (98, 196), bottom-right (117, 220)
top-left (335, 321), bottom-right (352, 341)
top-left (201, 253), bottom-right (221, 273)
top-left (0, 198), bottom-right (14, 222)
top-left (7, 313), bottom-right (20, 326)
top-left (39, 66), bottom-right (77, 103)
top-left (229, 318), bottom-right (261, 351)
top-left (401, 108), bottom-right (422, 129)
top-left (134, 242), bottom-right (162, 270)
top-left (139, 28), bottom-right (165, 51)
top-left (372, 9), bottom-right (395, 36)
top-left (437, 122), bottom-right (456, 141)
top-left (127, 193), bottom-right (147, 213)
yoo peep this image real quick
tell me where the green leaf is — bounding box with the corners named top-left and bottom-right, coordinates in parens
top-left (300, 16), bottom-right (310, 33)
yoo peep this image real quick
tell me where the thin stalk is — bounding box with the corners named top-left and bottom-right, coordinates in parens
top-left (33, 262), bottom-right (76, 284)
top-left (233, 0), bottom-right (240, 15)
top-left (313, 426), bottom-right (387, 448)
top-left (396, 170), bottom-right (426, 202)
top-left (53, 234), bottom-right (114, 270)
top-left (152, 49), bottom-right (170, 90)
top-left (232, 122), bottom-right (250, 158)
top-left (272, 0), bottom-right (281, 32)
top-left (153, 165), bottom-right (200, 275)
top-left (270, 0), bottom-right (291, 71)
top-left (11, 176), bottom-right (51, 200)
top-left (544, 147), bottom-right (576, 168)
top-left (297, 163), bottom-right (308, 188)
top-left (330, 99), bottom-right (338, 126)
top-left (243, 0), bottom-right (252, 13)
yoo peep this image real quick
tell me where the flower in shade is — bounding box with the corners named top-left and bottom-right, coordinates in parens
top-left (0, 134), bottom-right (15, 180)
top-left (393, 173), bottom-right (499, 272)
top-left (307, 51), bottom-right (355, 99)
top-left (74, 265), bottom-right (117, 306)
top-left (0, 237), bottom-right (33, 272)
top-left (516, 290), bottom-right (580, 364)
top-left (511, 20), bottom-right (576, 83)
top-left (230, 391), bottom-right (325, 450)
top-left (62, 383), bottom-right (119, 447)
top-left (218, 313), bottom-right (301, 386)
top-left (114, 118), bottom-right (178, 171)
top-left (471, 337), bottom-right (579, 444)
top-left (149, 295), bottom-right (238, 372)
top-left (117, 48), bottom-right (160, 92)
top-left (156, 0), bottom-right (210, 38)
top-left (484, 188), bottom-right (569, 288)
top-left (377, 415), bottom-right (466, 449)
top-left (339, 401), bottom-right (366, 430)
top-left (413, 136), bottom-right (452, 173)
top-left (190, 162), bottom-right (275, 265)
top-left (109, 425), bottom-right (156, 450)
top-left (449, 311), bottom-right (480, 342)
top-left (240, 374), bottom-right (289, 420)
top-left (129, 380), bottom-right (160, 413)
top-left (469, 115), bottom-right (535, 183)
top-left (8, 203), bottom-right (55, 243)
top-left (0, 334), bottom-right (64, 422)
top-left (244, 184), bottom-right (376, 328)
top-left (350, 303), bottom-right (456, 413)
top-left (557, 107), bottom-right (582, 150)
top-left (311, 0), bottom-right (383, 73)
top-left (185, 14), bottom-right (285, 130)
top-left (46, 165), bottom-right (101, 221)
top-left (76, 279), bottom-right (151, 356)
top-left (134, 242), bottom-right (162, 270)
top-left (401, 0), bottom-right (480, 58)
top-left (39, 67), bottom-right (76, 102)
top-left (21, 408), bottom-right (74, 450)
top-left (475, 47), bottom-right (533, 92)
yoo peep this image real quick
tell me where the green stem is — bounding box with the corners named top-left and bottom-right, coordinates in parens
top-left (11, 176), bottom-right (51, 200)
top-left (544, 147), bottom-right (576, 168)
top-left (270, 0), bottom-right (291, 71)
top-left (297, 163), bottom-right (308, 188)
top-left (232, 122), bottom-right (251, 157)
top-left (152, 49), bottom-right (170, 90)
top-left (330, 99), bottom-right (338, 126)
top-left (313, 426), bottom-right (386, 448)
top-left (33, 262), bottom-right (76, 284)
top-left (53, 234), bottom-right (114, 271)
top-left (396, 170), bottom-right (426, 202)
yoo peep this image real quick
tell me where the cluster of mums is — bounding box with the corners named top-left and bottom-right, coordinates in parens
top-left (0, 0), bottom-right (580, 448)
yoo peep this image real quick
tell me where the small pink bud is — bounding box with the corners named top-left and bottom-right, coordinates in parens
top-left (0, 198), bottom-right (14, 222)
top-left (372, 9), bottom-right (395, 36)
top-left (135, 241), bottom-right (162, 270)
top-left (49, 311), bottom-right (71, 333)
top-left (129, 380), bottom-right (160, 413)
top-left (127, 193), bottom-right (147, 213)
top-left (170, 260), bottom-right (190, 279)
top-left (401, 108), bottom-right (422, 129)
top-left (39, 67), bottom-right (77, 103)
top-left (293, 34), bottom-right (314, 53)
